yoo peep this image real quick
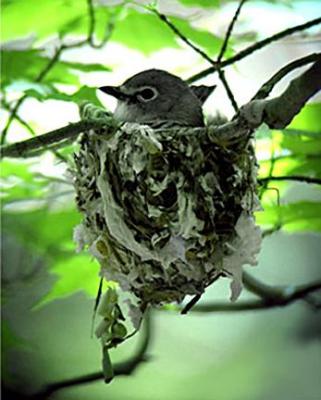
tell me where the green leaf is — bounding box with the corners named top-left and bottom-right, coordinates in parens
top-left (258, 155), bottom-right (299, 178)
top-left (1, 320), bottom-right (28, 350)
top-left (62, 60), bottom-right (111, 73)
top-left (1, 49), bottom-right (111, 88)
top-left (178, 0), bottom-right (220, 7)
top-left (287, 155), bottom-right (321, 178)
top-left (1, 49), bottom-right (79, 86)
top-left (1, 320), bottom-right (30, 382)
top-left (110, 7), bottom-right (223, 55)
top-left (2, 206), bottom-right (100, 305)
top-left (256, 201), bottom-right (321, 232)
top-left (1, 0), bottom-right (87, 42)
top-left (0, 159), bottom-right (49, 204)
top-left (171, 17), bottom-right (224, 56)
top-left (2, 208), bottom-right (81, 258)
top-left (111, 8), bottom-right (180, 54)
top-left (280, 129), bottom-right (321, 156)
top-left (39, 254), bottom-right (100, 305)
top-left (288, 103), bottom-right (321, 133)
top-left (24, 84), bottom-right (103, 107)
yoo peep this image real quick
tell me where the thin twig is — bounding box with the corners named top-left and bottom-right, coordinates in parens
top-left (259, 175), bottom-right (321, 185)
top-left (151, 8), bottom-right (218, 68)
top-left (262, 224), bottom-right (282, 238)
top-left (2, 99), bottom-right (69, 162)
top-left (181, 293), bottom-right (202, 314)
top-left (253, 52), bottom-right (321, 100)
top-left (86, 0), bottom-right (115, 48)
top-left (152, 7), bottom-right (240, 111)
top-left (259, 136), bottom-right (276, 199)
top-left (242, 271), bottom-right (282, 300)
top-left (217, 69), bottom-right (239, 111)
top-left (217, 0), bottom-right (248, 62)
top-left (187, 16), bottom-right (321, 83)
top-left (215, 0), bottom-right (248, 111)
top-left (10, 112), bottom-right (36, 136)
top-left (2, 99), bottom-right (36, 136)
top-left (1, 45), bottom-right (64, 145)
top-left (1, 96), bottom-right (28, 145)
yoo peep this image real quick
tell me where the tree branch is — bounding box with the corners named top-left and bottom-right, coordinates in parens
top-left (187, 16), bottom-right (321, 83)
top-left (1, 56), bottom-right (320, 159)
top-left (236, 56), bottom-right (321, 131)
top-left (30, 311), bottom-right (152, 399)
top-left (217, 69), bottom-right (239, 111)
top-left (0, 120), bottom-right (97, 158)
top-left (253, 52), bottom-right (321, 100)
top-left (259, 175), bottom-right (321, 185)
top-left (189, 278), bottom-right (321, 313)
top-left (259, 56), bottom-right (321, 128)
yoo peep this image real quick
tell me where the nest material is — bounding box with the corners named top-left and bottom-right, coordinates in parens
top-left (72, 105), bottom-right (261, 317)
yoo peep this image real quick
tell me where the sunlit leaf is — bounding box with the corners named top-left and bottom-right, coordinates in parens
top-left (2, 207), bottom-right (99, 305)
top-left (24, 84), bottom-right (103, 107)
top-left (1, 49), bottom-right (79, 86)
top-left (171, 17), bottom-right (224, 56)
top-left (258, 156), bottom-right (300, 178)
top-left (109, 7), bottom-right (223, 55)
top-left (63, 61), bottom-right (111, 73)
top-left (1, 49), bottom-right (111, 88)
top-left (2, 208), bottom-right (81, 258)
top-left (288, 103), bottom-right (321, 133)
top-left (280, 129), bottom-right (321, 155)
top-left (1, 0), bottom-right (87, 42)
top-left (111, 8), bottom-right (180, 54)
top-left (39, 254), bottom-right (100, 305)
top-left (256, 201), bottom-right (321, 232)
top-left (287, 155), bottom-right (321, 177)
top-left (0, 160), bottom-right (49, 204)
top-left (178, 0), bottom-right (220, 7)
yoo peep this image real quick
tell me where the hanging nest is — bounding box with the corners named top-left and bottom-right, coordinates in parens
top-left (72, 103), bottom-right (261, 330)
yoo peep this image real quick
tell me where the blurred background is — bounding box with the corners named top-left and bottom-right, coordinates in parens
top-left (1, 0), bottom-right (321, 399)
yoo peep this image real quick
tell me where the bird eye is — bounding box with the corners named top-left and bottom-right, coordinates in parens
top-left (137, 87), bottom-right (158, 102)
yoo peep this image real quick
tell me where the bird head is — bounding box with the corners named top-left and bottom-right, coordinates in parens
top-left (99, 69), bottom-right (215, 127)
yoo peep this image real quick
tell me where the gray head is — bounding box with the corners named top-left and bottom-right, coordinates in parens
top-left (99, 69), bottom-right (215, 127)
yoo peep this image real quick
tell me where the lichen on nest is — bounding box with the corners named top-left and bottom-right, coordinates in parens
top-left (72, 103), bottom-right (261, 335)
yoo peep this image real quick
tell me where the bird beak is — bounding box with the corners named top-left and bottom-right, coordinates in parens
top-left (99, 86), bottom-right (130, 101)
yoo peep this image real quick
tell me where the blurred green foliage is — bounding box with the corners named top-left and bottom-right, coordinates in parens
top-left (1, 0), bottom-right (320, 307)
top-left (1, 0), bottom-right (321, 306)
top-left (1, 1), bottom-right (321, 397)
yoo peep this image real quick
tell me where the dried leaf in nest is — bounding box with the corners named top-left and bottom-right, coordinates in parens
top-left (71, 103), bottom-right (262, 347)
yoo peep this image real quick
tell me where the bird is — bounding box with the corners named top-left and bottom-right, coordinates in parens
top-left (99, 69), bottom-right (215, 127)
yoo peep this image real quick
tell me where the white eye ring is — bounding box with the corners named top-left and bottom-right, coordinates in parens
top-left (136, 86), bottom-right (158, 102)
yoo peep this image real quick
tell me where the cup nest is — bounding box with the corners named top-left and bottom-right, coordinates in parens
top-left (72, 105), bottom-right (261, 324)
